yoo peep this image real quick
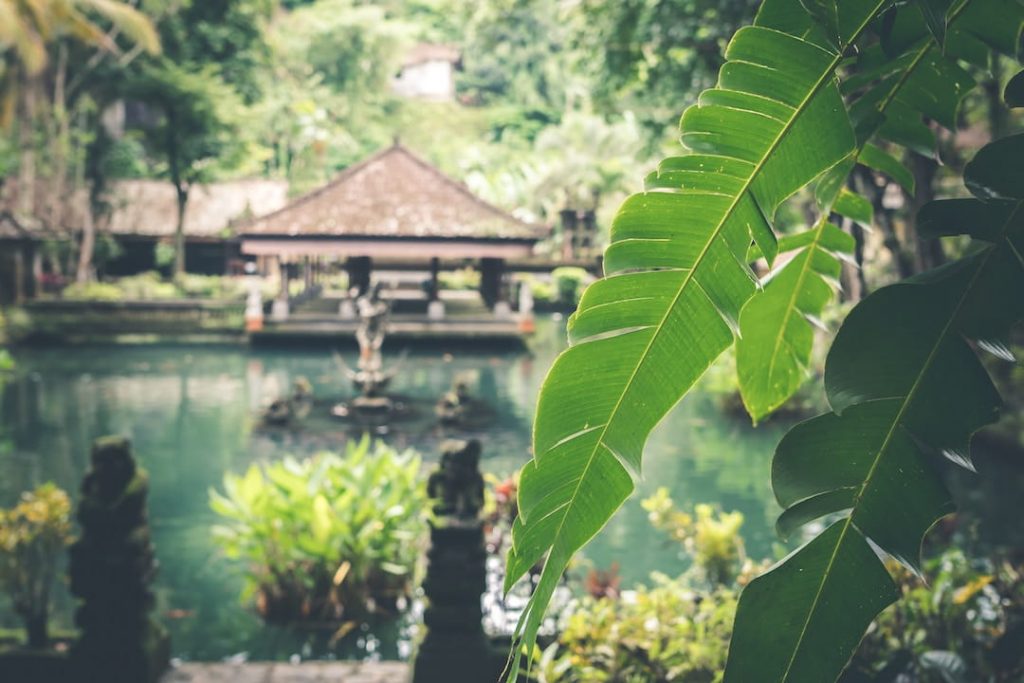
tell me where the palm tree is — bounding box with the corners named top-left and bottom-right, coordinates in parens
top-left (0, 0), bottom-right (159, 282)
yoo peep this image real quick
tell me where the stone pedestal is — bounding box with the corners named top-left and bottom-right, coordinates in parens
top-left (339, 298), bottom-right (357, 319)
top-left (69, 436), bottom-right (169, 683)
top-left (410, 440), bottom-right (504, 683)
top-left (427, 300), bottom-right (445, 320)
top-left (271, 298), bottom-right (290, 321)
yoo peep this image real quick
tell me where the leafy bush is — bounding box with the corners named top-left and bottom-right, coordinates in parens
top-left (527, 277), bottom-right (556, 305)
top-left (60, 281), bottom-right (124, 301)
top-left (0, 483), bottom-right (73, 648)
top-left (550, 267), bottom-right (591, 305)
top-left (116, 272), bottom-right (179, 299)
top-left (174, 273), bottom-right (248, 300)
top-left (439, 267), bottom-right (481, 291)
top-left (534, 574), bottom-right (739, 683)
top-left (642, 489), bottom-right (748, 587)
top-left (534, 492), bottom-right (754, 682)
top-left (209, 439), bottom-right (429, 625)
top-left (847, 547), bottom-right (1024, 683)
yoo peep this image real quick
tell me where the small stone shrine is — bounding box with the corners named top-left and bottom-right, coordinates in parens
top-left (69, 436), bottom-right (170, 683)
top-left (410, 439), bottom-right (504, 683)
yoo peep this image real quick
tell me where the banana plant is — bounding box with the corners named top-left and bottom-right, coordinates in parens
top-left (724, 127), bottom-right (1024, 681)
top-left (736, 0), bottom-right (1024, 422)
top-left (505, 0), bottom-right (1024, 679)
top-left (502, 0), bottom-right (898, 677)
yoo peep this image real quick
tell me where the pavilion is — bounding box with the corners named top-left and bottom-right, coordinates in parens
top-left (239, 142), bottom-right (548, 322)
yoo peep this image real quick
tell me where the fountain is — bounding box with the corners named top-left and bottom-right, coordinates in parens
top-left (331, 284), bottom-right (410, 422)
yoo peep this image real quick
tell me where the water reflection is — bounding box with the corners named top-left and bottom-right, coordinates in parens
top-left (0, 317), bottom-right (794, 661)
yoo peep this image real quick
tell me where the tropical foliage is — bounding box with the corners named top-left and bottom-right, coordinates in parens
top-left (209, 439), bottom-right (428, 625)
top-left (0, 483), bottom-right (73, 649)
top-left (847, 547), bottom-right (1024, 682)
top-left (505, 0), bottom-right (1024, 679)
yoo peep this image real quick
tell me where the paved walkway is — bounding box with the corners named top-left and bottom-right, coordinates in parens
top-left (163, 662), bottom-right (408, 682)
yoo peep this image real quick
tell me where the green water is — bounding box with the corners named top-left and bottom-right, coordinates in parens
top-left (2, 316), bottom-right (1015, 662)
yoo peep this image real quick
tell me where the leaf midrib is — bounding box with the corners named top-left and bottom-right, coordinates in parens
top-left (778, 198), bottom-right (1024, 682)
top-left (535, 0), bottom-right (890, 594)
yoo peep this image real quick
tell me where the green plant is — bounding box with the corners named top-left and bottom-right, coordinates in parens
top-left (439, 267), bottom-right (482, 291)
top-left (504, 0), bottom-right (1023, 678)
top-left (533, 574), bottom-right (739, 683)
top-left (847, 547), bottom-right (1024, 682)
top-left (209, 438), bottom-right (429, 625)
top-left (642, 489), bottom-right (748, 588)
top-left (550, 267), bottom-right (591, 306)
top-left (60, 281), bottom-right (124, 301)
top-left (0, 483), bottom-right (73, 649)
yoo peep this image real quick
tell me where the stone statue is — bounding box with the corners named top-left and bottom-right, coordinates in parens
top-left (69, 436), bottom-right (169, 683)
top-left (411, 439), bottom-right (503, 683)
top-left (427, 439), bottom-right (485, 521)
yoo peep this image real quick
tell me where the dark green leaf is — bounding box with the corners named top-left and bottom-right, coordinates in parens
top-left (726, 133), bottom-right (1024, 683)
top-left (724, 521), bottom-right (898, 683)
top-left (859, 143), bottom-right (915, 193)
top-left (1006, 70), bottom-right (1024, 107)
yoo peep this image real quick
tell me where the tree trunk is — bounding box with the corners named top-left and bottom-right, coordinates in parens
top-left (76, 210), bottom-right (96, 283)
top-left (24, 611), bottom-right (48, 650)
top-left (17, 75), bottom-right (39, 217)
top-left (174, 184), bottom-right (188, 277)
top-left (906, 154), bottom-right (945, 273)
top-left (49, 44), bottom-right (69, 233)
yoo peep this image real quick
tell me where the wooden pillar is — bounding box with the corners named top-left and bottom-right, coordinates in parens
top-left (346, 256), bottom-right (372, 295)
top-left (278, 257), bottom-right (289, 300)
top-left (31, 246), bottom-right (42, 297)
top-left (429, 257), bottom-right (440, 301)
top-left (560, 208), bottom-right (579, 260)
top-left (13, 243), bottom-right (25, 305)
top-left (479, 258), bottom-right (504, 309)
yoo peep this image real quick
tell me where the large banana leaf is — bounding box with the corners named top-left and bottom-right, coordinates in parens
top-left (501, 0), bottom-right (891, 677)
top-left (724, 132), bottom-right (1024, 683)
top-left (735, 0), bottom-right (1024, 422)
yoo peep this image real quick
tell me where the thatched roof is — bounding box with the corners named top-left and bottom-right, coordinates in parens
top-left (0, 178), bottom-right (288, 241)
top-left (106, 179), bottom-right (289, 239)
top-left (241, 143), bottom-right (546, 243)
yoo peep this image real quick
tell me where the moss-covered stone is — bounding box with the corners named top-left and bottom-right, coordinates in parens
top-left (68, 436), bottom-right (170, 683)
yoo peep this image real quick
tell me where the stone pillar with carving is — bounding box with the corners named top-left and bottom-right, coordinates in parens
top-left (69, 436), bottom-right (169, 683)
top-left (410, 439), bottom-right (504, 683)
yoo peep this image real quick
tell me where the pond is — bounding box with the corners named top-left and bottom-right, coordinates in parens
top-left (0, 315), bottom-right (1018, 662)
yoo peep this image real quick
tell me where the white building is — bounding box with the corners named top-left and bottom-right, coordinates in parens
top-left (391, 44), bottom-right (461, 101)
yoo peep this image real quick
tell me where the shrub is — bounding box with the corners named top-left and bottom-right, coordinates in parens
top-left (175, 273), bottom-right (248, 300)
top-left (848, 546), bottom-right (1024, 682)
top-left (550, 267), bottom-right (591, 305)
top-left (534, 575), bottom-right (739, 683)
top-left (0, 483), bottom-right (73, 648)
top-left (439, 267), bottom-right (481, 291)
top-left (60, 281), bottom-right (124, 301)
top-left (209, 438), bottom-right (429, 625)
top-left (642, 488), bottom-right (752, 587)
top-left (116, 272), bottom-right (179, 300)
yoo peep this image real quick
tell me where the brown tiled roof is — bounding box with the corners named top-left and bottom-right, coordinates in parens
top-left (402, 43), bottom-right (461, 67)
top-left (241, 144), bottom-right (547, 242)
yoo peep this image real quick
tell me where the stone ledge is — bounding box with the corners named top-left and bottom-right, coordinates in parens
top-left (163, 662), bottom-right (408, 683)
